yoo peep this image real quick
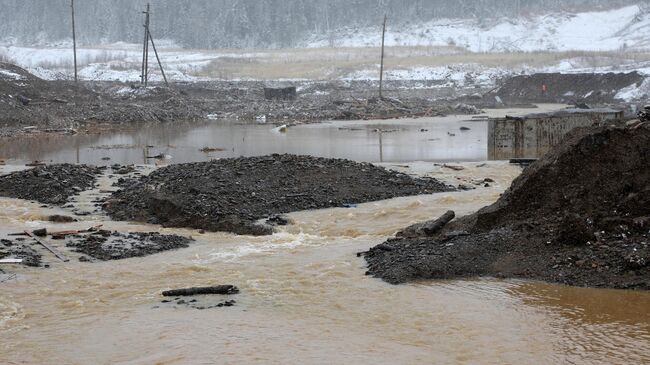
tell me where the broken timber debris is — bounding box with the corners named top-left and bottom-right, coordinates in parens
top-left (9, 225), bottom-right (102, 238)
top-left (24, 230), bottom-right (70, 262)
top-left (162, 285), bottom-right (240, 297)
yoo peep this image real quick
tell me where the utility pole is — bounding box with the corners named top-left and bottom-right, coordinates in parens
top-left (141, 3), bottom-right (150, 86)
top-left (379, 15), bottom-right (387, 99)
top-left (140, 4), bottom-right (168, 86)
top-left (71, 0), bottom-right (78, 82)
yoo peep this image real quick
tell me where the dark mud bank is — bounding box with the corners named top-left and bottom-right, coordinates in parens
top-left (0, 164), bottom-right (102, 205)
top-left (364, 122), bottom-right (650, 290)
top-left (104, 154), bottom-right (454, 235)
top-left (496, 72), bottom-right (643, 104)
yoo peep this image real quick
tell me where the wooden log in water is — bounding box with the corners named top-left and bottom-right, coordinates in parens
top-left (162, 285), bottom-right (239, 297)
top-left (421, 210), bottom-right (456, 236)
top-left (398, 210), bottom-right (456, 238)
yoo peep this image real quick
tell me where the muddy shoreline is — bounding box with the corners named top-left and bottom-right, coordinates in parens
top-left (364, 122), bottom-right (650, 290)
top-left (0, 62), bottom-right (489, 138)
top-left (0, 164), bottom-right (102, 205)
top-left (4, 62), bottom-right (640, 140)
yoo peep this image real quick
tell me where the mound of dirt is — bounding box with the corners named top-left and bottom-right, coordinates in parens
top-left (364, 122), bottom-right (650, 289)
top-left (0, 164), bottom-right (102, 205)
top-left (104, 154), bottom-right (454, 235)
top-left (66, 230), bottom-right (194, 261)
top-left (496, 72), bottom-right (644, 104)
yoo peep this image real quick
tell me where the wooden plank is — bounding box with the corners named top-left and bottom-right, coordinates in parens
top-left (0, 259), bottom-right (23, 264)
top-left (24, 231), bottom-right (70, 262)
top-left (49, 225), bottom-right (104, 237)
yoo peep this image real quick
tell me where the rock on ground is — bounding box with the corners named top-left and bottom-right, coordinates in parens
top-left (0, 164), bottom-right (102, 205)
top-left (364, 123), bottom-right (650, 290)
top-left (104, 154), bottom-right (454, 235)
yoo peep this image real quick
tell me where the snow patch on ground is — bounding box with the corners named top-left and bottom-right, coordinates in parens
top-left (344, 64), bottom-right (530, 88)
top-left (0, 69), bottom-right (24, 80)
top-left (0, 44), bottom-right (213, 82)
top-left (616, 78), bottom-right (650, 101)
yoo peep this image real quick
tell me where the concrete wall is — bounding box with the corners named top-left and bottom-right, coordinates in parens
top-left (488, 109), bottom-right (624, 160)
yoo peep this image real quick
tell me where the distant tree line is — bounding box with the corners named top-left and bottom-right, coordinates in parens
top-left (0, 0), bottom-right (645, 48)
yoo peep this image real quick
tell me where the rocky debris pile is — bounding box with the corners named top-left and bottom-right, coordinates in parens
top-left (0, 164), bottom-right (102, 205)
top-left (333, 97), bottom-right (455, 120)
top-left (0, 63), bottom-right (207, 137)
top-left (104, 154), bottom-right (454, 235)
top-left (157, 297), bottom-right (237, 310)
top-left (496, 72), bottom-right (644, 104)
top-left (66, 230), bottom-right (194, 261)
top-left (0, 238), bottom-right (42, 267)
top-left (1, 63), bottom-right (491, 138)
top-left (364, 122), bottom-right (650, 289)
top-left (638, 105), bottom-right (650, 122)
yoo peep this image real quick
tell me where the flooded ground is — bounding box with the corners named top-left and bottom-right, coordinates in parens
top-left (2, 105), bottom-right (649, 364)
top-left (1, 161), bottom-right (649, 364)
top-left (0, 105), bottom-right (565, 165)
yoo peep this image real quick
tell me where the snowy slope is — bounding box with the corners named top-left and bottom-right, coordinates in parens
top-left (305, 5), bottom-right (650, 52)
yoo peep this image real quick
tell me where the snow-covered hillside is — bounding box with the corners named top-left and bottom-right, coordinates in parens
top-left (305, 5), bottom-right (650, 52)
top-left (2, 4), bottom-right (650, 103)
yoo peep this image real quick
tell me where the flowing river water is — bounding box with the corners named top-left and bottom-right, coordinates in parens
top-left (1, 107), bottom-right (650, 364)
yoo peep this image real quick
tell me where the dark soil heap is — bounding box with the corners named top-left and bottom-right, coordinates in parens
top-left (104, 154), bottom-right (453, 235)
top-left (0, 164), bottom-right (102, 205)
top-left (496, 72), bottom-right (644, 104)
top-left (364, 123), bottom-right (650, 289)
top-left (66, 231), bottom-right (193, 261)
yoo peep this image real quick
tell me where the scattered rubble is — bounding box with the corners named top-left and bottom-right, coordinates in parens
top-left (0, 239), bottom-right (42, 267)
top-left (66, 230), bottom-right (194, 261)
top-left (158, 298), bottom-right (237, 310)
top-left (1, 62), bottom-right (490, 138)
top-left (364, 123), bottom-right (650, 289)
top-left (0, 164), bottom-right (102, 205)
top-left (104, 154), bottom-right (454, 235)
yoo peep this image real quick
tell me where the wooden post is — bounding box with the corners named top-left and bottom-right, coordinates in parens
top-left (144, 4), bottom-right (150, 86)
top-left (141, 4), bottom-right (150, 86)
top-left (379, 15), bottom-right (387, 99)
top-left (71, 0), bottom-right (78, 82)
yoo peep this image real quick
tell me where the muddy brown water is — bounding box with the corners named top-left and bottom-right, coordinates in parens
top-left (1, 106), bottom-right (649, 364)
top-left (0, 105), bottom-right (566, 165)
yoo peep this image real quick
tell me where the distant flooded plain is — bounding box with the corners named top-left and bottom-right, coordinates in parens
top-left (0, 105), bottom-right (565, 165)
